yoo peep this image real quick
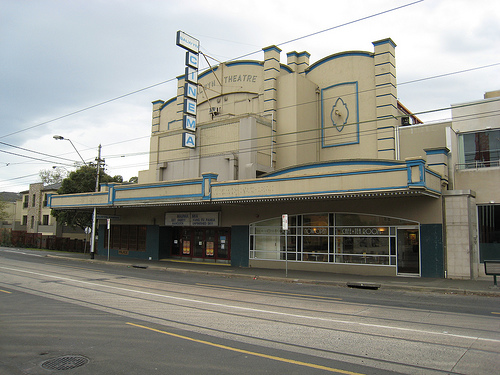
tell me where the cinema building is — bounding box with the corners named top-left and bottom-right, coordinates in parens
top-left (49, 37), bottom-right (500, 279)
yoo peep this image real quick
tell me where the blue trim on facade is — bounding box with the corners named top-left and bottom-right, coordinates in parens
top-left (373, 50), bottom-right (395, 60)
top-left (375, 82), bottom-right (397, 89)
top-left (280, 64), bottom-right (293, 74)
top-left (425, 149), bottom-right (450, 155)
top-left (262, 160), bottom-right (405, 178)
top-left (376, 92), bottom-right (397, 99)
top-left (264, 77), bottom-right (277, 82)
top-left (263, 46), bottom-right (281, 54)
top-left (307, 51), bottom-right (373, 74)
top-left (264, 66), bottom-right (280, 73)
top-left (376, 104), bottom-right (397, 110)
top-left (117, 181), bottom-right (201, 191)
top-left (321, 81), bottom-right (360, 148)
top-left (160, 97), bottom-right (176, 110)
top-left (374, 61), bottom-right (395, 68)
top-left (198, 67), bottom-right (218, 80)
top-left (428, 162), bottom-right (447, 167)
top-left (264, 57), bottom-right (280, 65)
top-left (375, 71), bottom-right (396, 79)
top-left (373, 38), bottom-right (397, 48)
top-left (226, 61), bottom-right (262, 68)
top-left (215, 185), bottom-right (410, 201)
top-left (287, 51), bottom-right (311, 58)
top-left (114, 194), bottom-right (203, 203)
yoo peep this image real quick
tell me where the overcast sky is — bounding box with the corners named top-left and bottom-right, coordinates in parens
top-left (1, 0), bottom-right (499, 192)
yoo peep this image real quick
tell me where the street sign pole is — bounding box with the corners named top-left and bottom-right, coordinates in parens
top-left (282, 214), bottom-right (288, 278)
top-left (107, 218), bottom-right (111, 261)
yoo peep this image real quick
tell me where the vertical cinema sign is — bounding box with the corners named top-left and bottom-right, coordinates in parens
top-left (176, 31), bottom-right (199, 149)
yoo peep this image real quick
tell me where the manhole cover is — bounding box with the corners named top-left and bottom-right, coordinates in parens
top-left (41, 355), bottom-right (89, 371)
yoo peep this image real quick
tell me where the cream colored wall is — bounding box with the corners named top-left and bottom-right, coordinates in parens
top-left (444, 191), bottom-right (478, 279)
top-left (452, 95), bottom-right (500, 133)
top-left (275, 73), bottom-right (319, 169)
top-left (306, 54), bottom-right (379, 161)
top-left (50, 192), bottom-right (109, 208)
top-left (454, 168), bottom-right (500, 204)
top-left (399, 122), bottom-right (449, 160)
top-left (142, 44), bottom-right (405, 185)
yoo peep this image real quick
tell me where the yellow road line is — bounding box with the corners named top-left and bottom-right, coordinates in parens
top-left (492, 312), bottom-right (500, 315)
top-left (0, 289), bottom-right (12, 294)
top-left (127, 322), bottom-right (363, 375)
top-left (196, 283), bottom-right (342, 301)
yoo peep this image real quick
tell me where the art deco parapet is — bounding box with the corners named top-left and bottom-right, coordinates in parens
top-left (49, 173), bottom-right (220, 209)
top-left (211, 159), bottom-right (443, 202)
top-left (49, 161), bottom-right (443, 209)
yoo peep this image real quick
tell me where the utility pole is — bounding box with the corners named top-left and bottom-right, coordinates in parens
top-left (90, 144), bottom-right (103, 259)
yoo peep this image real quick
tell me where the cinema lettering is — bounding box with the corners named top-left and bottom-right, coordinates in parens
top-left (176, 30), bottom-right (199, 149)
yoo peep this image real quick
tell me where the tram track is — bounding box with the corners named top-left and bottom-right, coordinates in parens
top-left (2, 259), bottom-right (499, 374)
top-left (2, 260), bottom-right (496, 339)
top-left (1, 261), bottom-right (498, 339)
top-left (3, 277), bottom-right (498, 375)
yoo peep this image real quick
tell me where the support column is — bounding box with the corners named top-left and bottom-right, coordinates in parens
top-left (373, 38), bottom-right (398, 159)
top-left (263, 45), bottom-right (281, 169)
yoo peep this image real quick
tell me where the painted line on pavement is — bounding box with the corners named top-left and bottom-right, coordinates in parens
top-left (196, 283), bottom-right (342, 300)
top-left (2, 265), bottom-right (499, 344)
top-left (126, 322), bottom-right (364, 375)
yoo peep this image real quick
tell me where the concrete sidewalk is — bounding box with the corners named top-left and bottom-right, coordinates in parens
top-left (38, 249), bottom-right (500, 297)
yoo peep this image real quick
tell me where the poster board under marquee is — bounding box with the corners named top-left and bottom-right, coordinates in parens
top-left (165, 212), bottom-right (219, 227)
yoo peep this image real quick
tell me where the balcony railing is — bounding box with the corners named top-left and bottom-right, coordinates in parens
top-left (456, 160), bottom-right (500, 170)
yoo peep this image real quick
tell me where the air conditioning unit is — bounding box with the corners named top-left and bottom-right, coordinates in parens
top-left (401, 116), bottom-right (410, 126)
top-left (209, 107), bottom-right (220, 115)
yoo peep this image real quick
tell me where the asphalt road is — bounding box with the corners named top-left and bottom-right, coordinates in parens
top-left (1, 249), bottom-right (499, 374)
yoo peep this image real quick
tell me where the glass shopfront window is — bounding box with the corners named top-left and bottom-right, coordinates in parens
top-left (249, 213), bottom-right (419, 271)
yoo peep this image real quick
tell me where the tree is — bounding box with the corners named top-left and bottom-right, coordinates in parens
top-left (0, 198), bottom-right (7, 222)
top-left (51, 165), bottom-right (122, 230)
top-left (39, 167), bottom-right (68, 185)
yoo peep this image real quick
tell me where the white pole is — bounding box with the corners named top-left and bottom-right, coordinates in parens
top-left (282, 214), bottom-right (288, 278)
top-left (90, 144), bottom-right (102, 259)
top-left (107, 218), bottom-right (110, 261)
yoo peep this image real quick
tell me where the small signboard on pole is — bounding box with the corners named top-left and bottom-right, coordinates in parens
top-left (282, 214), bottom-right (288, 231)
top-left (282, 214), bottom-right (288, 277)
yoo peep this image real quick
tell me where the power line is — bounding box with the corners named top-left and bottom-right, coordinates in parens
top-left (0, 141), bottom-right (78, 164)
top-left (223, 0), bottom-right (425, 61)
top-left (399, 63), bottom-right (500, 86)
top-left (104, 102), bottom-right (500, 172)
top-left (0, 0), bottom-right (424, 142)
top-left (0, 78), bottom-right (177, 140)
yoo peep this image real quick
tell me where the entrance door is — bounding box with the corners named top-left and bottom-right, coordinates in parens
top-left (397, 227), bottom-right (420, 275)
top-left (193, 229), bottom-right (204, 258)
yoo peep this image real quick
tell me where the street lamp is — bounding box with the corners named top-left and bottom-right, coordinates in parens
top-left (54, 135), bottom-right (103, 260)
top-left (53, 135), bottom-right (87, 165)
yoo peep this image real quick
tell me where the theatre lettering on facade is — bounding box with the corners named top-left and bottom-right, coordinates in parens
top-left (50, 35), bottom-right (500, 279)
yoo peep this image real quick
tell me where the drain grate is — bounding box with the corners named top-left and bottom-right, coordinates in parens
top-left (41, 355), bottom-right (89, 371)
